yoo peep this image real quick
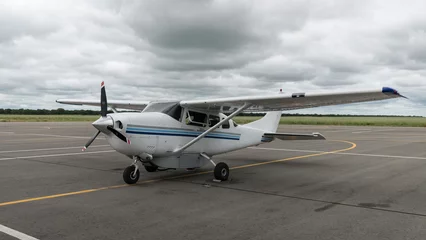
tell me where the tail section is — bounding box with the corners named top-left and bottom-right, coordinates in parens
top-left (244, 111), bottom-right (281, 133)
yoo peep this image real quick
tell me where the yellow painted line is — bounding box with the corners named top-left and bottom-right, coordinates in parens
top-left (166, 140), bottom-right (356, 179)
top-left (0, 184), bottom-right (126, 207)
top-left (0, 140), bottom-right (356, 207)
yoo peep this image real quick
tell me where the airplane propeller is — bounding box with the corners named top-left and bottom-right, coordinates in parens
top-left (82, 81), bottom-right (130, 151)
top-left (82, 130), bottom-right (101, 151)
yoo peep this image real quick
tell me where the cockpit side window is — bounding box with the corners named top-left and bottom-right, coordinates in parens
top-left (186, 111), bottom-right (207, 127)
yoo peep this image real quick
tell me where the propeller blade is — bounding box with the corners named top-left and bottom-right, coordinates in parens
top-left (101, 81), bottom-right (108, 117)
top-left (82, 130), bottom-right (101, 151)
top-left (107, 126), bottom-right (131, 144)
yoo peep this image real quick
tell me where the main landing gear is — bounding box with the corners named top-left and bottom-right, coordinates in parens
top-left (214, 162), bottom-right (230, 181)
top-left (123, 154), bottom-right (230, 184)
top-left (201, 153), bottom-right (230, 181)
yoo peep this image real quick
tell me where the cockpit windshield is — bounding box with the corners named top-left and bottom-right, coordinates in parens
top-left (143, 102), bottom-right (182, 121)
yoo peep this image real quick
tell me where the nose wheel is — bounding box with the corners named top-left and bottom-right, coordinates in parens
top-left (123, 165), bottom-right (140, 184)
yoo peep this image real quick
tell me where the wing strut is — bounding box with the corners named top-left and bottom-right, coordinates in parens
top-left (173, 103), bottom-right (252, 154)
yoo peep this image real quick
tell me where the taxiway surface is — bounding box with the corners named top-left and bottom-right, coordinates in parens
top-left (0, 122), bottom-right (425, 240)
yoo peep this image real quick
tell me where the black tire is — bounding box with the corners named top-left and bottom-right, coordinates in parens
top-left (123, 165), bottom-right (140, 184)
top-left (144, 165), bottom-right (158, 172)
top-left (214, 162), bottom-right (229, 181)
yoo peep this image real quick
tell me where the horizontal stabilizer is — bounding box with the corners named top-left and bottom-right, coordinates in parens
top-left (264, 132), bottom-right (326, 141)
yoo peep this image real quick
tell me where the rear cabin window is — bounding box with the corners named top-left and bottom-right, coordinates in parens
top-left (232, 120), bottom-right (238, 127)
top-left (208, 115), bottom-right (220, 127)
top-left (222, 119), bottom-right (230, 129)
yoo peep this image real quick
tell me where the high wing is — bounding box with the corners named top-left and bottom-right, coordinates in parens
top-left (56, 87), bottom-right (404, 113)
top-left (180, 87), bottom-right (405, 113)
top-left (56, 99), bottom-right (150, 111)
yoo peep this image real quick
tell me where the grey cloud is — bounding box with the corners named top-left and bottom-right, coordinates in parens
top-left (0, 0), bottom-right (425, 115)
top-left (123, 1), bottom-right (264, 51)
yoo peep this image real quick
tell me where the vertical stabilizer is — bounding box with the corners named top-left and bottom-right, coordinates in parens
top-left (244, 111), bottom-right (282, 133)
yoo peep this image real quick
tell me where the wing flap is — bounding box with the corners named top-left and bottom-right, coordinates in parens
top-left (264, 132), bottom-right (326, 141)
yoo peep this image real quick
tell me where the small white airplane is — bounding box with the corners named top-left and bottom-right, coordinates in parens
top-left (57, 82), bottom-right (404, 184)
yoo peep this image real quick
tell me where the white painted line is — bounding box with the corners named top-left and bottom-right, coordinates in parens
top-left (340, 152), bottom-right (426, 160)
top-left (324, 129), bottom-right (371, 133)
top-left (352, 131), bottom-right (373, 134)
top-left (15, 133), bottom-right (106, 140)
top-left (0, 150), bottom-right (116, 161)
top-left (352, 129), bottom-right (398, 134)
top-left (321, 130), bottom-right (352, 133)
top-left (0, 145), bottom-right (110, 154)
top-left (250, 147), bottom-right (320, 153)
top-left (249, 147), bottom-right (426, 160)
top-left (0, 224), bottom-right (39, 240)
top-left (0, 131), bottom-right (14, 134)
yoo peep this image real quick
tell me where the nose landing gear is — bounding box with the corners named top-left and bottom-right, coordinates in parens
top-left (123, 156), bottom-right (142, 184)
top-left (123, 165), bottom-right (140, 184)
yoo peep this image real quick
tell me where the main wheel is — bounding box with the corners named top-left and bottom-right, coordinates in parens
top-left (123, 165), bottom-right (140, 184)
top-left (214, 162), bottom-right (229, 181)
top-left (144, 165), bottom-right (158, 172)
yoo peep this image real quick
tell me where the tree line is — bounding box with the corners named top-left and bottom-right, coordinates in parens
top-left (0, 108), bottom-right (101, 115)
top-left (0, 108), bottom-right (422, 117)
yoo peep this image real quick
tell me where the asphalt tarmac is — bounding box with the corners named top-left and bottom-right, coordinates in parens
top-left (0, 122), bottom-right (425, 240)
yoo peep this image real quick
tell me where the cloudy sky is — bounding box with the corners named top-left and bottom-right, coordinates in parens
top-left (0, 0), bottom-right (425, 116)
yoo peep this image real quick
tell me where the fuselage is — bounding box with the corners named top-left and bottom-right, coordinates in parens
top-left (104, 112), bottom-right (267, 159)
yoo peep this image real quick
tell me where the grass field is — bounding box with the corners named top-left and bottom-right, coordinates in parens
top-left (0, 114), bottom-right (424, 127)
top-left (0, 115), bottom-right (98, 122)
top-left (236, 116), bottom-right (426, 127)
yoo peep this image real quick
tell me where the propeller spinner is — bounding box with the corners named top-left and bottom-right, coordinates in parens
top-left (82, 81), bottom-right (130, 151)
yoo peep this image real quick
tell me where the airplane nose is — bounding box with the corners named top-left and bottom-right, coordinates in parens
top-left (92, 116), bottom-right (113, 133)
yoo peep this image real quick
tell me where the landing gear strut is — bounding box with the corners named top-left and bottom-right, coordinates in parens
top-left (123, 157), bottom-right (141, 184)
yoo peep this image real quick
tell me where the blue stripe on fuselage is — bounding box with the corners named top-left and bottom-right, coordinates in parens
top-left (126, 127), bottom-right (240, 140)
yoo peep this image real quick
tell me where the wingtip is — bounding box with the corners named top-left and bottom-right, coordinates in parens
top-left (382, 87), bottom-right (407, 98)
top-left (382, 87), bottom-right (398, 94)
top-left (313, 132), bottom-right (326, 140)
